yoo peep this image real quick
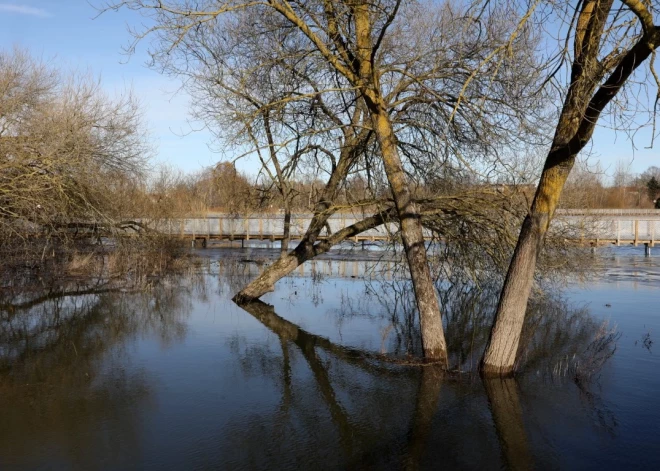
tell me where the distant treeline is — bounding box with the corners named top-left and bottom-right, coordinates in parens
top-left (158, 161), bottom-right (660, 216)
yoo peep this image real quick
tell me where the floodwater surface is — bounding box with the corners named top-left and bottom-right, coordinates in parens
top-left (0, 248), bottom-right (659, 470)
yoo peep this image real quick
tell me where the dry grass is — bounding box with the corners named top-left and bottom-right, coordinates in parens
top-left (67, 252), bottom-right (96, 274)
top-left (0, 233), bottom-right (201, 294)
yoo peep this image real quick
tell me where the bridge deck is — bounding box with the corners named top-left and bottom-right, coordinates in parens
top-left (147, 212), bottom-right (660, 247)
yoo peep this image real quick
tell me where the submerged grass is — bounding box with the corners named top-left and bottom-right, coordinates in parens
top-left (0, 234), bottom-right (203, 297)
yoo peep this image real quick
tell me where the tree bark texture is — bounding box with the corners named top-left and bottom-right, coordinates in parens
top-left (481, 163), bottom-right (572, 375)
top-left (234, 130), bottom-right (368, 301)
top-left (371, 110), bottom-right (448, 364)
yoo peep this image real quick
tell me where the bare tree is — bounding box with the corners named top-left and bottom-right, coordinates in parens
top-left (482, 0), bottom-right (660, 375)
top-left (0, 47), bottom-right (149, 246)
top-left (100, 0), bottom-right (548, 365)
top-left (639, 165), bottom-right (660, 183)
top-left (560, 160), bottom-right (605, 209)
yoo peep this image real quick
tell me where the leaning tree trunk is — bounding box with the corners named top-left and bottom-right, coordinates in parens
top-left (369, 108), bottom-right (448, 365)
top-left (481, 0), bottom-right (660, 375)
top-left (481, 162), bottom-right (572, 375)
top-left (281, 206), bottom-right (292, 255)
top-left (235, 247), bottom-right (305, 301)
top-left (235, 122), bottom-right (369, 301)
top-left (233, 209), bottom-right (396, 302)
top-left (353, 2), bottom-right (447, 365)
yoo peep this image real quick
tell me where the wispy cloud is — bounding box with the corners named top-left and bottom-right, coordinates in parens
top-left (0, 3), bottom-right (50, 17)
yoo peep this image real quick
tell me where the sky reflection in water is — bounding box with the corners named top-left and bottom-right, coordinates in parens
top-left (0, 249), bottom-right (659, 470)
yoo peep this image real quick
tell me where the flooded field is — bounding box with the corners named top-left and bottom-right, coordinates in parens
top-left (1, 247), bottom-right (659, 470)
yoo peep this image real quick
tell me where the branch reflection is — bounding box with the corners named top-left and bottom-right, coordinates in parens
top-left (231, 271), bottom-right (619, 469)
top-left (0, 275), bottom-right (200, 469)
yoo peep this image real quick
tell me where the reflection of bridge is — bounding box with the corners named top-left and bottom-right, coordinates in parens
top-left (158, 210), bottom-right (660, 247)
top-left (216, 258), bottom-right (398, 280)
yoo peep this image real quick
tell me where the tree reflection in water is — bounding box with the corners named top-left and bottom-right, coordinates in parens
top-left (0, 274), bottom-right (201, 470)
top-left (0, 259), bottom-right (621, 469)
top-left (232, 277), bottom-right (618, 470)
top-left (331, 272), bottom-right (618, 379)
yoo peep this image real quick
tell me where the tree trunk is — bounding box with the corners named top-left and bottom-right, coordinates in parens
top-left (233, 209), bottom-right (395, 302)
top-left (371, 109), bottom-right (448, 365)
top-left (281, 207), bottom-right (291, 255)
top-left (235, 125), bottom-right (368, 301)
top-left (481, 162), bottom-right (572, 375)
top-left (234, 249), bottom-right (303, 301)
top-left (352, 2), bottom-right (447, 365)
top-left (479, 0), bottom-right (660, 375)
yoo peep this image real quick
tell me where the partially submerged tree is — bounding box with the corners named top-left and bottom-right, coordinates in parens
top-left (101, 0), bottom-right (547, 365)
top-left (482, 0), bottom-right (660, 375)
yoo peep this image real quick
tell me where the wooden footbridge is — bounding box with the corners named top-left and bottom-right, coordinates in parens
top-left (153, 209), bottom-right (660, 248)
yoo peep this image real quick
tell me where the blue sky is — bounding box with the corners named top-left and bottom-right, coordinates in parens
top-left (0, 0), bottom-right (227, 174)
top-left (1, 0), bottom-right (658, 178)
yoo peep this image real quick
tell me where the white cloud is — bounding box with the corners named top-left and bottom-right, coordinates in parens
top-left (0, 3), bottom-right (50, 17)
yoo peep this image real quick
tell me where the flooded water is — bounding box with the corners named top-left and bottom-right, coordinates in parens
top-left (1, 247), bottom-right (659, 470)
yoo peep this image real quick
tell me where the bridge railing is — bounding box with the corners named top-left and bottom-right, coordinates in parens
top-left (171, 215), bottom-right (407, 239)
top-left (143, 211), bottom-right (660, 242)
top-left (557, 209), bottom-right (660, 216)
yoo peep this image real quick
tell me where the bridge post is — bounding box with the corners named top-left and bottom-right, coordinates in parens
top-left (580, 220), bottom-right (584, 245)
top-left (652, 222), bottom-right (656, 247)
top-left (244, 218), bottom-right (250, 241)
top-left (634, 220), bottom-right (639, 247)
top-left (259, 218), bottom-right (263, 239)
